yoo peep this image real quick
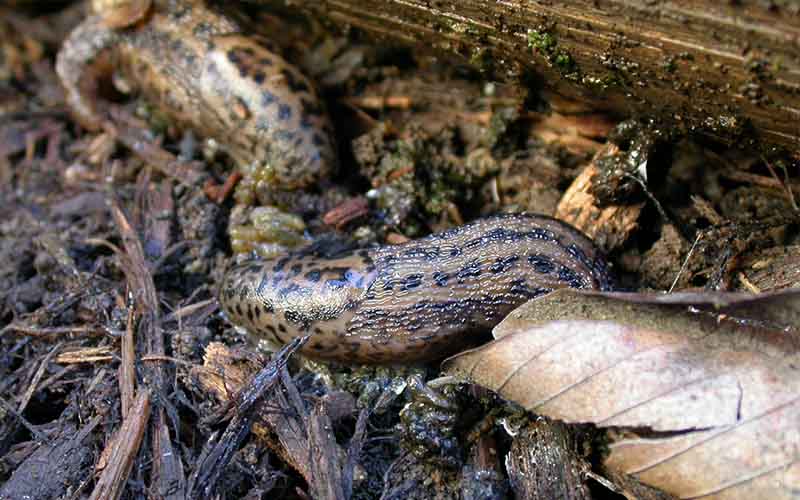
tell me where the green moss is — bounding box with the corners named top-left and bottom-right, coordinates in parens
top-left (661, 56), bottom-right (678, 73)
top-left (526, 27), bottom-right (579, 79)
top-left (469, 46), bottom-right (494, 73)
top-left (580, 73), bottom-right (622, 92)
top-left (554, 52), bottom-right (575, 71)
top-left (355, 120), bottom-right (501, 233)
top-left (526, 29), bottom-right (557, 53)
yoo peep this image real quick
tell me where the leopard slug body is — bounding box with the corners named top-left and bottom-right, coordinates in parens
top-left (219, 213), bottom-right (614, 363)
top-left (56, 0), bottom-right (335, 189)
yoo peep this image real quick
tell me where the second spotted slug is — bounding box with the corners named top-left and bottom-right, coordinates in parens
top-left (57, 0), bottom-right (335, 190)
top-left (219, 213), bottom-right (614, 363)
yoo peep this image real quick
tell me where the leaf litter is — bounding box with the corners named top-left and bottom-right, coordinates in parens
top-left (443, 289), bottom-right (800, 499)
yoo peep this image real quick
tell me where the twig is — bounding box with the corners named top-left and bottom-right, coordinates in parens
top-left (186, 336), bottom-right (309, 498)
top-left (0, 324), bottom-right (105, 338)
top-left (669, 233), bottom-right (702, 294)
top-left (89, 390), bottom-right (151, 500)
top-left (761, 154), bottom-right (799, 212)
top-left (18, 342), bottom-right (63, 413)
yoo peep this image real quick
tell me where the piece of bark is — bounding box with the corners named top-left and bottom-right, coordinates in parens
top-left (255, 0), bottom-right (800, 149)
top-left (194, 342), bottom-right (358, 498)
top-left (505, 418), bottom-right (594, 500)
top-left (556, 144), bottom-right (643, 253)
top-left (90, 389), bottom-right (151, 500)
top-left (460, 395), bottom-right (508, 499)
top-left (109, 181), bottom-right (186, 499)
top-left (0, 417), bottom-right (99, 500)
top-left (734, 245), bottom-right (800, 293)
top-left (187, 338), bottom-right (306, 498)
top-left (307, 402), bottom-right (348, 500)
top-left (381, 452), bottom-right (461, 499)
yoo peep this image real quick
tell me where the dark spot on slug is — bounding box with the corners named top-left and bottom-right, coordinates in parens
top-left (432, 271), bottom-right (449, 286)
top-left (278, 104), bottom-right (292, 121)
top-left (281, 68), bottom-right (309, 93)
top-left (456, 259), bottom-right (482, 282)
top-left (402, 273), bottom-right (424, 290)
top-left (273, 130), bottom-right (297, 143)
top-left (489, 254), bottom-right (519, 273)
top-left (278, 283), bottom-right (304, 298)
top-left (529, 227), bottom-right (556, 241)
top-left (558, 266), bottom-right (586, 289)
top-left (528, 254), bottom-right (555, 274)
top-left (289, 263), bottom-right (303, 277)
top-left (509, 279), bottom-right (549, 299)
top-left (261, 90), bottom-right (276, 106)
top-left (566, 243), bottom-right (588, 264)
top-left (437, 227), bottom-right (461, 239)
top-left (300, 98), bottom-right (322, 117)
top-left (273, 256), bottom-right (290, 272)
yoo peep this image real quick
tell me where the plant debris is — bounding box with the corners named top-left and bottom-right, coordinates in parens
top-left (2, 2), bottom-right (800, 499)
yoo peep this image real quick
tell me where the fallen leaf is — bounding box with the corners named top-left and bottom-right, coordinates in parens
top-left (443, 289), bottom-right (800, 499)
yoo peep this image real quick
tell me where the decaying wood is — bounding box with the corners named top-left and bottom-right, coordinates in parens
top-left (261, 0), bottom-right (800, 149)
top-left (556, 143), bottom-right (644, 253)
top-left (108, 178), bottom-right (187, 499)
top-left (187, 338), bottom-right (306, 497)
top-left (505, 419), bottom-right (593, 500)
top-left (195, 341), bottom-right (362, 498)
top-left (90, 390), bottom-right (151, 500)
top-left (0, 416), bottom-right (100, 500)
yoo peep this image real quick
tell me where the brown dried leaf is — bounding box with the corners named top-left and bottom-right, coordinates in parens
top-left (443, 290), bottom-right (800, 499)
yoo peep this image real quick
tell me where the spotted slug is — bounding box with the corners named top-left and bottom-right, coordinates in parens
top-left (219, 213), bottom-right (614, 363)
top-left (56, 0), bottom-right (335, 189)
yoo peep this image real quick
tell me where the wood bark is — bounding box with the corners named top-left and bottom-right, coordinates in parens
top-left (259, 0), bottom-right (800, 149)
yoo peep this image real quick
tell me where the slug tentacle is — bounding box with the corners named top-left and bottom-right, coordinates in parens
top-left (219, 213), bottom-right (613, 363)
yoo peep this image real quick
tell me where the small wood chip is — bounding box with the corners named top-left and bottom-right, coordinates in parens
top-left (556, 144), bottom-right (643, 252)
